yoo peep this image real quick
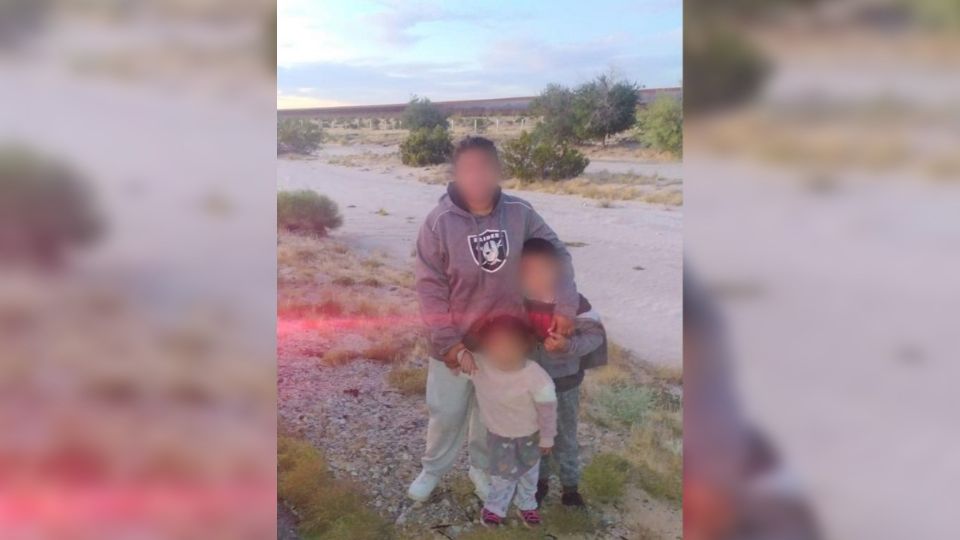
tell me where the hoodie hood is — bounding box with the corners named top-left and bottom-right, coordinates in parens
top-left (444, 182), bottom-right (502, 216)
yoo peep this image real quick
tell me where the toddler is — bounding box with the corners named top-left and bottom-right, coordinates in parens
top-left (459, 314), bottom-right (557, 528)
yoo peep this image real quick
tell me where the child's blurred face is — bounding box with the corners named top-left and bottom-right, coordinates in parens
top-left (453, 149), bottom-right (500, 207)
top-left (483, 329), bottom-right (528, 371)
top-left (521, 253), bottom-right (559, 301)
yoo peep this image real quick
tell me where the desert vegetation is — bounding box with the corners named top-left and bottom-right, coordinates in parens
top-left (278, 118), bottom-right (324, 155)
top-left (278, 435), bottom-right (392, 539)
top-left (637, 95), bottom-right (684, 157)
top-left (277, 190), bottom-right (343, 236)
top-left (0, 144), bottom-right (102, 267)
top-left (399, 97), bottom-right (454, 166)
top-left (400, 125), bottom-right (453, 166)
top-left (501, 130), bottom-right (589, 181)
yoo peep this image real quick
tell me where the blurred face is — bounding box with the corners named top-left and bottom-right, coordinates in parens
top-left (453, 149), bottom-right (500, 207)
top-left (521, 253), bottom-right (559, 301)
top-left (482, 329), bottom-right (528, 372)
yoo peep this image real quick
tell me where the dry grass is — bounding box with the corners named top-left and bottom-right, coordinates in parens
top-left (502, 173), bottom-right (682, 206)
top-left (387, 365), bottom-right (427, 395)
top-left (648, 363), bottom-right (683, 386)
top-left (626, 410), bottom-right (683, 502)
top-left (278, 233), bottom-right (416, 320)
top-left (322, 347), bottom-right (359, 366)
top-left (278, 435), bottom-right (393, 539)
top-left (639, 189), bottom-right (683, 206)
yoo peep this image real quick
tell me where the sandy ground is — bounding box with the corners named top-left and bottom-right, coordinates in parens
top-left (277, 147), bottom-right (683, 366)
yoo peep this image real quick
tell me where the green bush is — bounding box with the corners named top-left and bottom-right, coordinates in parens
top-left (0, 145), bottom-right (102, 266)
top-left (400, 126), bottom-right (453, 166)
top-left (529, 83), bottom-right (582, 144)
top-left (501, 131), bottom-right (589, 182)
top-left (636, 95), bottom-right (683, 157)
top-left (277, 118), bottom-right (323, 155)
top-left (581, 453), bottom-right (632, 503)
top-left (684, 27), bottom-right (768, 114)
top-left (574, 75), bottom-right (640, 145)
top-left (401, 96), bottom-right (449, 131)
top-left (277, 190), bottom-right (343, 235)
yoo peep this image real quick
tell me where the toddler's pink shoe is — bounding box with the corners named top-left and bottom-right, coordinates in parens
top-left (516, 508), bottom-right (542, 528)
top-left (480, 508), bottom-right (502, 528)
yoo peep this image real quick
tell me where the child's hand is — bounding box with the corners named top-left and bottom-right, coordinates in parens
top-left (459, 348), bottom-right (478, 375)
top-left (544, 331), bottom-right (569, 353)
top-left (540, 446), bottom-right (553, 456)
top-left (550, 314), bottom-right (575, 337)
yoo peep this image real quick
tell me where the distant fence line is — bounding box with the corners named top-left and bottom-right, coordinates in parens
top-left (278, 87), bottom-right (682, 121)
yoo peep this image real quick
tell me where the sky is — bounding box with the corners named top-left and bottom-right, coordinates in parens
top-left (277, 0), bottom-right (682, 108)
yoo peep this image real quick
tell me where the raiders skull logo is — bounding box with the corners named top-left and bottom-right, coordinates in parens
top-left (467, 229), bottom-right (509, 273)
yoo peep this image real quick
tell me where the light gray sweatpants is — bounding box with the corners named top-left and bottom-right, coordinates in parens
top-left (421, 358), bottom-right (489, 475)
top-left (485, 461), bottom-right (540, 517)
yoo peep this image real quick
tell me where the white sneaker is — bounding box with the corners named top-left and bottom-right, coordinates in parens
top-left (407, 470), bottom-right (440, 502)
top-left (469, 466), bottom-right (490, 501)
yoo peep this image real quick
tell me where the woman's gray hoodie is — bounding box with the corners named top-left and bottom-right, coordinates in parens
top-left (415, 184), bottom-right (578, 358)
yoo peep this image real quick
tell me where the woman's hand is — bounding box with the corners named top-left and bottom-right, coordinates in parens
top-left (459, 348), bottom-right (478, 375)
top-left (544, 331), bottom-right (569, 353)
top-left (444, 343), bottom-right (465, 375)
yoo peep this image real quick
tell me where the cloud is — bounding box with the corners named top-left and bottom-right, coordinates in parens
top-left (368, 3), bottom-right (443, 46)
top-left (366, 1), bottom-right (489, 47)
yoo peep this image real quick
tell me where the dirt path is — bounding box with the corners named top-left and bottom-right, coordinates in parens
top-left (277, 149), bottom-right (682, 366)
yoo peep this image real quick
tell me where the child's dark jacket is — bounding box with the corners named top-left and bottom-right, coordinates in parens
top-left (526, 294), bottom-right (607, 391)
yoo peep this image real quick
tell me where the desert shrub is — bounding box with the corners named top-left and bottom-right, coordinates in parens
top-left (0, 145), bottom-right (102, 266)
top-left (400, 126), bottom-right (453, 166)
top-left (387, 366), bottom-right (427, 395)
top-left (278, 436), bottom-right (393, 539)
top-left (529, 83), bottom-right (583, 144)
top-left (502, 131), bottom-right (589, 181)
top-left (636, 95), bottom-right (683, 157)
top-left (581, 453), bottom-right (632, 503)
top-left (401, 96), bottom-right (449, 131)
top-left (277, 190), bottom-right (343, 236)
top-left (277, 118), bottom-right (323, 155)
top-left (684, 26), bottom-right (768, 114)
top-left (574, 74), bottom-right (640, 145)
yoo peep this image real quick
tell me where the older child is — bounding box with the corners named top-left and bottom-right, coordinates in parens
top-left (461, 315), bottom-right (557, 528)
top-left (521, 238), bottom-right (607, 508)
